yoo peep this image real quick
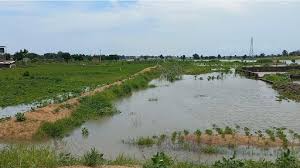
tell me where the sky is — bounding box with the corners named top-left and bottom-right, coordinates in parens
top-left (0, 0), bottom-right (300, 56)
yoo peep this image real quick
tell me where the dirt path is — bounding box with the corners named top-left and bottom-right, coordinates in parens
top-left (0, 66), bottom-right (157, 141)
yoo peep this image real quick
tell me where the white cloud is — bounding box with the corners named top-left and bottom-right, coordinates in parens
top-left (0, 0), bottom-right (300, 55)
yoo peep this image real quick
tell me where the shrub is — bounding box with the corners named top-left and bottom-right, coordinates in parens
top-left (171, 131), bottom-right (177, 143)
top-left (275, 149), bottom-right (299, 168)
top-left (15, 112), bottom-right (26, 122)
top-left (201, 146), bottom-right (219, 154)
top-left (224, 126), bottom-right (234, 135)
top-left (244, 127), bottom-right (250, 136)
top-left (83, 148), bottom-right (104, 167)
top-left (205, 129), bottom-right (213, 136)
top-left (183, 129), bottom-right (189, 136)
top-left (137, 137), bottom-right (155, 146)
top-left (143, 152), bottom-right (173, 168)
top-left (266, 129), bottom-right (276, 142)
top-left (39, 122), bottom-right (65, 138)
top-left (213, 152), bottom-right (244, 168)
top-left (81, 127), bottom-right (89, 137)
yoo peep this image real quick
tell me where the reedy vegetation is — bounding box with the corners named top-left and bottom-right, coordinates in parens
top-left (0, 145), bottom-right (299, 168)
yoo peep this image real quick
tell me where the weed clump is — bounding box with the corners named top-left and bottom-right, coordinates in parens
top-left (143, 152), bottom-right (173, 168)
top-left (15, 112), bottom-right (26, 122)
top-left (81, 127), bottom-right (89, 137)
top-left (83, 148), bottom-right (104, 167)
top-left (137, 137), bottom-right (156, 147)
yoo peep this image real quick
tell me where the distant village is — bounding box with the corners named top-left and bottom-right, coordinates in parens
top-left (0, 45), bottom-right (299, 69)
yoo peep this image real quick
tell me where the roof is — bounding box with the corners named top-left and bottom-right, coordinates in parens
top-left (0, 61), bottom-right (15, 65)
top-left (0, 46), bottom-right (6, 48)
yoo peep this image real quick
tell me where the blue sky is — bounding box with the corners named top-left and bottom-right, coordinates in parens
top-left (0, 0), bottom-right (299, 56)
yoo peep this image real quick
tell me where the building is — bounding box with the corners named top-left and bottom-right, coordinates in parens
top-left (0, 46), bottom-right (16, 68)
top-left (0, 46), bottom-right (5, 61)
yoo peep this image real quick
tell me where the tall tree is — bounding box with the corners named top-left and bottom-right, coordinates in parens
top-left (13, 49), bottom-right (29, 61)
top-left (193, 53), bottom-right (200, 59)
top-left (282, 50), bottom-right (289, 56)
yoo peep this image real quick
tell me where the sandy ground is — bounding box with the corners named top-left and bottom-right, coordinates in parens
top-left (0, 66), bottom-right (157, 140)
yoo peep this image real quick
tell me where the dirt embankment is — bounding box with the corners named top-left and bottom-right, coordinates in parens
top-left (0, 66), bottom-right (157, 141)
top-left (186, 134), bottom-right (297, 147)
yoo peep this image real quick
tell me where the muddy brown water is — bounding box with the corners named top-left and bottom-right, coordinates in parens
top-left (2, 72), bottom-right (300, 162)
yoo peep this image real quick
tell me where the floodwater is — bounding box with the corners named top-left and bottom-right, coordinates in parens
top-left (46, 72), bottom-right (300, 162)
top-left (280, 59), bottom-right (300, 65)
top-left (0, 104), bottom-right (37, 118)
top-left (0, 92), bottom-right (77, 118)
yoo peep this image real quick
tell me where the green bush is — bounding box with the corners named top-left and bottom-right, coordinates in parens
top-left (275, 149), bottom-right (299, 168)
top-left (15, 112), bottom-right (26, 122)
top-left (137, 137), bottom-right (156, 146)
top-left (213, 153), bottom-right (244, 168)
top-left (81, 127), bottom-right (89, 137)
top-left (143, 152), bottom-right (173, 168)
top-left (83, 148), bottom-right (104, 167)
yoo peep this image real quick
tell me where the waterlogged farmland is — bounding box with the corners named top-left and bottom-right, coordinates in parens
top-left (1, 62), bottom-right (300, 167)
top-left (54, 72), bottom-right (300, 161)
top-left (0, 62), bottom-right (153, 107)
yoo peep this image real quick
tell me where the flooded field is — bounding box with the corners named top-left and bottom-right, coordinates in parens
top-left (31, 72), bottom-right (300, 162)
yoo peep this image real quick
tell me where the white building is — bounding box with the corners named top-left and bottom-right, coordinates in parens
top-left (0, 46), bottom-right (16, 68)
top-left (0, 46), bottom-right (5, 54)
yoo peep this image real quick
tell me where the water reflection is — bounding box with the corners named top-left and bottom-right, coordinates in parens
top-left (55, 72), bottom-right (300, 161)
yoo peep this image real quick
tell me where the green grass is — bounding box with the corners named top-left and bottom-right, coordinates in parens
top-left (0, 145), bottom-right (64, 168)
top-left (136, 137), bottom-right (156, 146)
top-left (0, 62), bottom-right (154, 107)
top-left (201, 146), bottom-right (220, 154)
top-left (108, 154), bottom-right (141, 166)
top-left (36, 69), bottom-right (160, 138)
top-left (263, 74), bottom-right (291, 84)
top-left (263, 74), bottom-right (300, 102)
top-left (0, 145), bottom-right (299, 168)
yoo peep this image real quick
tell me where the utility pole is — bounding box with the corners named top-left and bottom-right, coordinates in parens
top-left (99, 49), bottom-right (102, 62)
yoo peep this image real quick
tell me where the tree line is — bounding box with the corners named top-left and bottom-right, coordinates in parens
top-left (2, 49), bottom-right (299, 62)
